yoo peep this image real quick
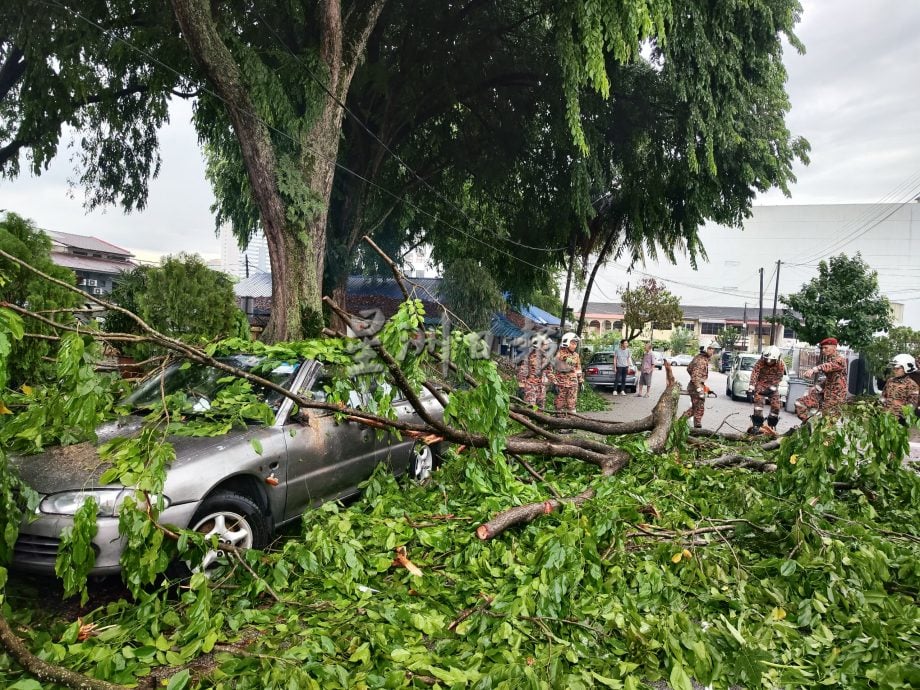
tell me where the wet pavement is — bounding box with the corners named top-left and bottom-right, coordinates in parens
top-left (582, 366), bottom-right (799, 436)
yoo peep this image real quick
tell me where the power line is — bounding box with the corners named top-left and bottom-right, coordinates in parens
top-left (787, 168), bottom-right (920, 265)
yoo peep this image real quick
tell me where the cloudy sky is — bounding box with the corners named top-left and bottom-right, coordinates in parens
top-left (2, 1), bottom-right (920, 265)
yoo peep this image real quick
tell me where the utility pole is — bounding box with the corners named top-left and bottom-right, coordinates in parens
top-left (742, 302), bottom-right (748, 349)
top-left (769, 260), bottom-right (781, 345)
top-left (559, 233), bottom-right (577, 336)
top-left (757, 268), bottom-right (764, 354)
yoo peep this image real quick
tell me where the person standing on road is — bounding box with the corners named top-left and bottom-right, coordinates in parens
top-left (637, 341), bottom-right (655, 397)
top-left (613, 339), bottom-right (633, 396)
top-left (553, 332), bottom-right (583, 420)
top-left (794, 337), bottom-right (848, 422)
top-left (879, 354), bottom-right (919, 424)
top-left (681, 341), bottom-right (716, 428)
top-left (522, 334), bottom-right (552, 408)
top-left (747, 345), bottom-right (786, 435)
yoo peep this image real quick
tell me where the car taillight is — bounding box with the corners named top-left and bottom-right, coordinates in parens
top-left (628, 367), bottom-right (636, 375)
top-left (586, 367), bottom-right (599, 375)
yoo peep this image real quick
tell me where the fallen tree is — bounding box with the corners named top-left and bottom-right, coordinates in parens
top-left (1, 247), bottom-right (919, 689)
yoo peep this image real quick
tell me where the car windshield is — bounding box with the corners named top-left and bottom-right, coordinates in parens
top-left (122, 356), bottom-right (301, 414)
top-left (739, 357), bottom-right (757, 371)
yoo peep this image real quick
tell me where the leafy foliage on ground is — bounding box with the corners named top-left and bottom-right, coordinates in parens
top-left (3, 407), bottom-right (919, 688)
top-left (0, 294), bottom-right (918, 689)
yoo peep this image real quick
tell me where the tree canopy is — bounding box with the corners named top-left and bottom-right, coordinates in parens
top-left (0, 213), bottom-right (82, 387)
top-left (669, 326), bottom-right (697, 356)
top-left (3, 0), bottom-right (808, 343)
top-left (779, 253), bottom-right (892, 350)
top-left (619, 278), bottom-right (683, 342)
top-left (104, 254), bottom-right (249, 360)
top-left (861, 326), bottom-right (920, 377)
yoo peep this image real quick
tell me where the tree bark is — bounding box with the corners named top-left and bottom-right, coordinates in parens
top-left (0, 613), bottom-right (126, 690)
top-left (170, 0), bottom-right (385, 342)
top-left (476, 489), bottom-right (596, 540)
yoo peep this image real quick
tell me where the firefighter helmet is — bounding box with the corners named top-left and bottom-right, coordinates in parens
top-left (560, 332), bottom-right (580, 348)
top-left (889, 353), bottom-right (917, 374)
top-left (762, 346), bottom-right (782, 363)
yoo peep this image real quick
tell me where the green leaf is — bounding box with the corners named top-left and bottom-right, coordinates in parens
top-left (250, 438), bottom-right (263, 455)
top-left (669, 662), bottom-right (693, 690)
top-left (166, 669), bottom-right (191, 690)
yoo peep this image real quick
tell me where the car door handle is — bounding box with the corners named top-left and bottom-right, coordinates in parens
top-left (269, 461), bottom-right (279, 470)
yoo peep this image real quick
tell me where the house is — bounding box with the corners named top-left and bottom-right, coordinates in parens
top-left (233, 274), bottom-right (560, 348)
top-left (46, 231), bottom-right (135, 298)
top-left (579, 301), bottom-right (792, 350)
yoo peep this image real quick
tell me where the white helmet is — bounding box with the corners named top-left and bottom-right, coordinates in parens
top-left (889, 353), bottom-right (917, 374)
top-left (561, 331), bottom-right (580, 348)
top-left (763, 346), bottom-right (782, 363)
top-left (705, 340), bottom-right (719, 350)
top-left (530, 333), bottom-right (549, 349)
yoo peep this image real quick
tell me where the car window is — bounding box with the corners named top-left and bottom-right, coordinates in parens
top-left (305, 368), bottom-right (382, 410)
top-left (738, 357), bottom-right (756, 371)
top-left (123, 356), bottom-right (300, 414)
top-left (589, 353), bottom-right (614, 365)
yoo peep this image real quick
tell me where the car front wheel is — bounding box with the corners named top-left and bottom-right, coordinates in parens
top-left (189, 492), bottom-right (271, 571)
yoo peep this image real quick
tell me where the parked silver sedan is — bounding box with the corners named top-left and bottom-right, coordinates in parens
top-left (584, 351), bottom-right (638, 392)
top-left (11, 356), bottom-right (443, 574)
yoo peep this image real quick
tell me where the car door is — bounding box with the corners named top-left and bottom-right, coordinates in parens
top-left (280, 366), bottom-right (382, 522)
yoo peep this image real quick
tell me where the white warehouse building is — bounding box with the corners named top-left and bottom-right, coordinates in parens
top-left (581, 202), bottom-right (920, 332)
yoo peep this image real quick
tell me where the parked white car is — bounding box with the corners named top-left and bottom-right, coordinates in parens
top-left (668, 353), bottom-right (694, 367)
top-left (725, 353), bottom-right (789, 402)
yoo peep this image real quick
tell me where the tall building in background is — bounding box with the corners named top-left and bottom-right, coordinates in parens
top-left (219, 226), bottom-right (270, 278)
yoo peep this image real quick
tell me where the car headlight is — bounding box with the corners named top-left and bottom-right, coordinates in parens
top-left (40, 489), bottom-right (170, 517)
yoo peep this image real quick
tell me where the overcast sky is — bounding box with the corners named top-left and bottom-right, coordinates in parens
top-left (2, 1), bottom-right (920, 264)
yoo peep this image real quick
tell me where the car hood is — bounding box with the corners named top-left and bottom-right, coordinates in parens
top-left (9, 416), bottom-right (254, 495)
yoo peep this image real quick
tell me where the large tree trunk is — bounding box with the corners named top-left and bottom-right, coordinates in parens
top-left (171, 0), bottom-right (385, 343)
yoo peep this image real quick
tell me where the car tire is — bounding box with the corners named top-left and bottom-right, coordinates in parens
top-left (189, 492), bottom-right (271, 571)
top-left (409, 442), bottom-right (436, 482)
top-left (726, 380), bottom-right (732, 396)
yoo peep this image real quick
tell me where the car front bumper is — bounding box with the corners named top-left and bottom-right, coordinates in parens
top-left (13, 501), bottom-right (201, 575)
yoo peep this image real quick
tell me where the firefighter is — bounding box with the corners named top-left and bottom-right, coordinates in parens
top-left (681, 341), bottom-right (717, 428)
top-left (794, 337), bottom-right (848, 421)
top-left (553, 331), bottom-right (583, 420)
top-left (522, 333), bottom-right (552, 408)
top-left (747, 345), bottom-right (787, 435)
top-left (879, 353), bottom-right (919, 424)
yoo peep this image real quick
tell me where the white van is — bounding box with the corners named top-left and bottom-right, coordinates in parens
top-left (725, 353), bottom-right (789, 403)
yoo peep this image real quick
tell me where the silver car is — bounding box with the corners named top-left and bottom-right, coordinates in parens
top-left (584, 351), bottom-right (638, 392)
top-left (11, 356), bottom-right (443, 574)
